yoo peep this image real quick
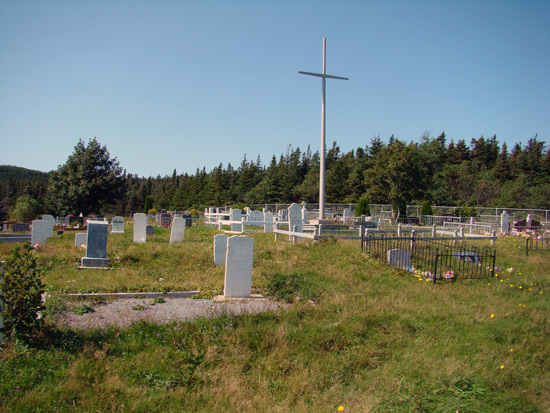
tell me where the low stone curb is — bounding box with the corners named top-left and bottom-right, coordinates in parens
top-left (61, 291), bottom-right (200, 299)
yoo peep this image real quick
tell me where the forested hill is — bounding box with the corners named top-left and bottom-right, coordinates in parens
top-left (0, 165), bottom-right (49, 220)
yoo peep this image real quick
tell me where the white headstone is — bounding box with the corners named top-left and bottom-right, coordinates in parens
top-left (230, 209), bottom-right (242, 232)
top-left (500, 211), bottom-right (509, 234)
top-left (526, 214), bottom-right (532, 227)
top-left (111, 216), bottom-right (125, 233)
top-left (264, 212), bottom-right (274, 233)
top-left (31, 220), bottom-right (48, 245)
top-left (75, 232), bottom-right (87, 247)
top-left (170, 217), bottom-right (186, 243)
top-left (133, 213), bottom-right (147, 243)
top-left (302, 205), bottom-right (309, 224)
top-left (387, 249), bottom-right (411, 270)
top-left (224, 235), bottom-right (254, 298)
top-left (214, 234), bottom-right (229, 266)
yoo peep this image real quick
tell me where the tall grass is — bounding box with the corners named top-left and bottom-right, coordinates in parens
top-left (1, 229), bottom-right (548, 411)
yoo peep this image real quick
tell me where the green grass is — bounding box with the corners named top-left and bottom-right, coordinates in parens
top-left (1, 227), bottom-right (549, 411)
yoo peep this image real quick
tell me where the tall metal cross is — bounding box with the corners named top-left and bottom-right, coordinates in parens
top-left (299, 37), bottom-right (349, 221)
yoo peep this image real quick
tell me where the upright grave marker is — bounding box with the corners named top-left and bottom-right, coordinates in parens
top-left (170, 217), bottom-right (186, 243)
top-left (288, 203), bottom-right (303, 233)
top-left (264, 212), bottom-right (274, 233)
top-left (80, 221), bottom-right (110, 268)
top-left (214, 234), bottom-right (229, 266)
top-left (111, 216), bottom-right (125, 233)
top-left (42, 215), bottom-right (55, 236)
top-left (31, 220), bottom-right (48, 245)
top-left (230, 209), bottom-right (242, 232)
top-left (74, 232), bottom-right (87, 247)
top-left (133, 213), bottom-right (147, 243)
top-left (224, 235), bottom-right (254, 298)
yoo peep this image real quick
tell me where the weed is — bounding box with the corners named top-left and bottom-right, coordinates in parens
top-left (73, 304), bottom-right (95, 315)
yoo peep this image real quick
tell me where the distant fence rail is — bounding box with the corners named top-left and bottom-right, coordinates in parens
top-left (525, 237), bottom-right (550, 257)
top-left (362, 233), bottom-right (497, 283)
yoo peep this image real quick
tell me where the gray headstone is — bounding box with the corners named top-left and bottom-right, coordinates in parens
top-left (214, 234), bottom-right (228, 266)
top-left (264, 212), bottom-right (274, 233)
top-left (343, 208), bottom-right (351, 224)
top-left (224, 235), bottom-right (254, 298)
top-left (249, 210), bottom-right (264, 227)
top-left (133, 213), bottom-right (147, 243)
top-left (111, 216), bottom-right (125, 233)
top-left (500, 211), bottom-right (509, 234)
top-left (31, 220), bottom-right (48, 245)
top-left (288, 203), bottom-right (303, 233)
top-left (75, 232), bottom-right (87, 247)
top-left (80, 221), bottom-right (110, 268)
top-left (170, 217), bottom-right (185, 243)
top-left (387, 249), bottom-right (411, 270)
top-left (146, 225), bottom-right (155, 235)
top-left (42, 215), bottom-right (55, 236)
top-left (12, 223), bottom-right (30, 232)
top-left (230, 209), bottom-right (242, 232)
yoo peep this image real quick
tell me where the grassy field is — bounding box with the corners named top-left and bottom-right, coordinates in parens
top-left (1, 225), bottom-right (549, 412)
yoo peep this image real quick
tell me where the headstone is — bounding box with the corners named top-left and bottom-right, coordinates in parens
top-left (249, 210), bottom-right (264, 227)
top-left (500, 211), bottom-right (509, 234)
top-left (288, 203), bottom-right (303, 233)
top-left (230, 209), bottom-right (242, 232)
top-left (146, 225), bottom-right (155, 235)
top-left (160, 213), bottom-right (171, 227)
top-left (213, 234), bottom-right (228, 266)
top-left (302, 204), bottom-right (308, 224)
top-left (170, 217), bottom-right (186, 243)
top-left (31, 220), bottom-right (48, 245)
top-left (110, 216), bottom-right (124, 233)
top-left (280, 209), bottom-right (288, 221)
top-left (74, 232), bottom-right (87, 247)
top-left (80, 221), bottom-right (110, 268)
top-left (224, 235), bottom-right (254, 298)
top-left (133, 213), bottom-right (147, 243)
top-left (264, 212), bottom-right (274, 233)
top-left (343, 208), bottom-right (351, 225)
top-left (12, 223), bottom-right (30, 232)
top-left (387, 249), bottom-right (411, 270)
top-left (182, 214), bottom-right (193, 227)
top-left (42, 215), bottom-right (55, 236)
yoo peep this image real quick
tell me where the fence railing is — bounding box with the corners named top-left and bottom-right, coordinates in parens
top-left (362, 233), bottom-right (497, 283)
top-left (525, 237), bottom-right (550, 257)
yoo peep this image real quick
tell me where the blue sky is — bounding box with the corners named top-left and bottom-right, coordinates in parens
top-left (1, 0), bottom-right (548, 177)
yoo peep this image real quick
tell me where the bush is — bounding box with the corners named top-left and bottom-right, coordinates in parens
top-left (420, 200), bottom-right (433, 216)
top-left (9, 195), bottom-right (40, 222)
top-left (0, 243), bottom-right (45, 343)
top-left (356, 198), bottom-right (370, 217)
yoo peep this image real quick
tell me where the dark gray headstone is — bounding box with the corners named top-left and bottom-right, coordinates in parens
top-left (80, 221), bottom-right (110, 268)
top-left (146, 225), bottom-right (155, 235)
top-left (12, 223), bottom-right (30, 232)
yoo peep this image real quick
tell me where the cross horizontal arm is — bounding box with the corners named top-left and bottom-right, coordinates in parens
top-left (298, 71), bottom-right (349, 81)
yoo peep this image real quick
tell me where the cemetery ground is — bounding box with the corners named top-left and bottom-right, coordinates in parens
top-left (1, 226), bottom-right (549, 412)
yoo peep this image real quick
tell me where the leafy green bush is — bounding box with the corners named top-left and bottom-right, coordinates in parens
top-left (420, 200), bottom-right (433, 216)
top-left (356, 197), bottom-right (370, 217)
top-left (0, 244), bottom-right (45, 343)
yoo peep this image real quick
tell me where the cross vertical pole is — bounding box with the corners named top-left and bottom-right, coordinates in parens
top-left (299, 37), bottom-right (348, 221)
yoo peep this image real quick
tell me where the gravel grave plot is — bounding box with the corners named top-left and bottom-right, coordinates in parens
top-left (60, 297), bottom-right (286, 330)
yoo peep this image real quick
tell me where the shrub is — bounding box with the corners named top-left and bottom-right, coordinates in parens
top-left (0, 243), bottom-right (45, 343)
top-left (420, 200), bottom-right (433, 216)
top-left (356, 198), bottom-right (370, 217)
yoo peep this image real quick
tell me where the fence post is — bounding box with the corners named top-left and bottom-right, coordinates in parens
top-left (364, 229), bottom-right (370, 252)
top-left (292, 225), bottom-right (297, 244)
top-left (410, 230), bottom-right (416, 252)
top-left (491, 230), bottom-right (496, 246)
top-left (432, 224), bottom-right (436, 237)
top-left (433, 248), bottom-right (438, 284)
top-left (460, 227), bottom-right (465, 238)
top-left (397, 223), bottom-right (402, 237)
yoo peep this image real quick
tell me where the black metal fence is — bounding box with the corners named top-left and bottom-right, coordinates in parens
top-left (362, 234), bottom-right (497, 283)
top-left (525, 237), bottom-right (550, 256)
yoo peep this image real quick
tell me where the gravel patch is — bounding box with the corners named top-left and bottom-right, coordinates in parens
top-left (59, 297), bottom-right (286, 330)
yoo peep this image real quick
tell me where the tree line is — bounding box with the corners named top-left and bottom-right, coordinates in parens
top-left (1, 133), bottom-right (549, 221)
